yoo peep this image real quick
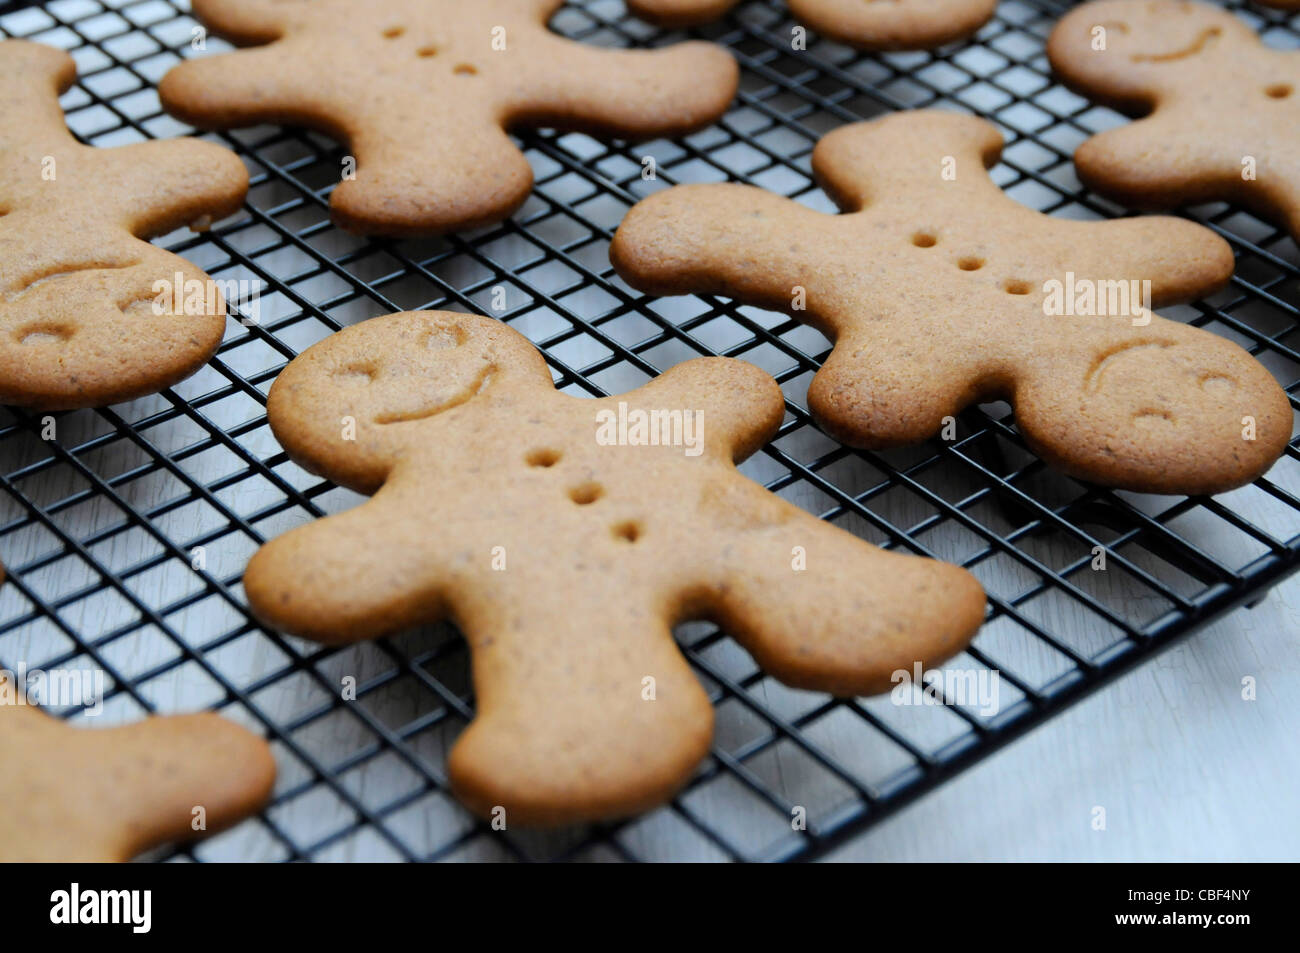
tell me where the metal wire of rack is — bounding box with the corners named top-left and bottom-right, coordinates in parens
top-left (0, 0), bottom-right (1297, 862)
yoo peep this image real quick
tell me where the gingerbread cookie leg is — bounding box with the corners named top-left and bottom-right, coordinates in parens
top-left (449, 591), bottom-right (715, 825)
top-left (700, 480), bottom-right (985, 695)
top-left (157, 41), bottom-right (320, 131)
top-left (0, 692), bottom-right (275, 862)
top-left (610, 184), bottom-right (836, 324)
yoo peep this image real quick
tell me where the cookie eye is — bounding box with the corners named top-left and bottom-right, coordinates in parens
top-left (1265, 83), bottom-right (1292, 99)
top-left (1200, 374), bottom-right (1235, 396)
top-left (17, 323), bottom-right (74, 345)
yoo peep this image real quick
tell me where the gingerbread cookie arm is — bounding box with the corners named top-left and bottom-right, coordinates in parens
top-left (449, 591), bottom-right (714, 825)
top-left (244, 494), bottom-right (452, 643)
top-left (0, 701), bottom-right (275, 862)
top-left (158, 41), bottom-right (326, 132)
top-left (1071, 119), bottom-right (1242, 212)
top-left (333, 116), bottom-right (532, 237)
top-left (512, 39), bottom-right (738, 140)
top-left (611, 184), bottom-right (836, 329)
top-left (98, 139), bottom-right (248, 237)
top-left (626, 356), bottom-right (787, 462)
top-left (1050, 214), bottom-right (1234, 305)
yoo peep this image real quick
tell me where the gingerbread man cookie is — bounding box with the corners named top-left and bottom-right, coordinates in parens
top-left (611, 110), bottom-right (1292, 497)
top-left (1, 40), bottom-right (247, 409)
top-left (159, 0), bottom-right (738, 237)
top-left (0, 680), bottom-right (275, 861)
top-left (628, 0), bottom-right (998, 51)
top-left (1048, 0), bottom-right (1300, 243)
top-left (243, 311), bottom-right (985, 824)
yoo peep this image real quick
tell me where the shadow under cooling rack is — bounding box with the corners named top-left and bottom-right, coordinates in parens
top-left (0, 0), bottom-right (1298, 861)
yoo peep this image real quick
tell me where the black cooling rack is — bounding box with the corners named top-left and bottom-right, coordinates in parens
top-left (1, 0), bottom-right (1298, 862)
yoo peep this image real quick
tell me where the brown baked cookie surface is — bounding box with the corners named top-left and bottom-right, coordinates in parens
top-left (1048, 0), bottom-right (1300, 242)
top-left (243, 310), bottom-right (986, 825)
top-left (0, 41), bottom-right (247, 410)
top-left (0, 682), bottom-right (275, 862)
top-left (159, 0), bottom-right (738, 237)
top-left (611, 110), bottom-right (1292, 497)
top-left (629, 0), bottom-right (998, 50)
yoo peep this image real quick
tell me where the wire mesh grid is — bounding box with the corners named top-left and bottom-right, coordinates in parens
top-left (1, 0), bottom-right (1297, 862)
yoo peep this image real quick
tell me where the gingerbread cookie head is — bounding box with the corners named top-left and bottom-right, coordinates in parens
top-left (245, 311), bottom-right (985, 824)
top-left (0, 680), bottom-right (275, 862)
top-left (612, 110), bottom-right (1292, 497)
top-left (1048, 0), bottom-right (1300, 239)
top-left (159, 0), bottom-right (738, 237)
top-left (629, 0), bottom-right (998, 51)
top-left (0, 40), bottom-right (247, 409)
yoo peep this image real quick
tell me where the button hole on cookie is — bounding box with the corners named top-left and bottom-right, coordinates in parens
top-left (526, 448), bottom-right (561, 467)
top-left (382, 26), bottom-right (405, 38)
top-left (454, 63), bottom-right (478, 76)
top-left (334, 361), bottom-right (378, 382)
top-left (1003, 279), bottom-right (1032, 295)
top-left (417, 45), bottom-right (438, 58)
top-left (1266, 83), bottom-right (1292, 99)
top-left (612, 521), bottom-right (641, 543)
top-left (958, 256), bottom-right (984, 271)
top-left (911, 232), bottom-right (937, 248)
top-left (568, 483), bottom-right (603, 505)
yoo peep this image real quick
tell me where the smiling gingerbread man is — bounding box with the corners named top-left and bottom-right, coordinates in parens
top-left (243, 310), bottom-right (986, 824)
top-left (1049, 0), bottom-right (1300, 243)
